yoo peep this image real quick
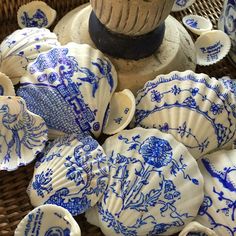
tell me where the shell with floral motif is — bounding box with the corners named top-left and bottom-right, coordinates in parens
top-left (0, 27), bottom-right (60, 84)
top-left (134, 70), bottom-right (236, 159)
top-left (196, 149), bottom-right (236, 236)
top-left (17, 42), bottom-right (118, 138)
top-left (27, 133), bottom-right (109, 216)
top-left (86, 127), bottom-right (204, 236)
top-left (15, 204), bottom-right (81, 236)
top-left (0, 96), bottom-right (48, 171)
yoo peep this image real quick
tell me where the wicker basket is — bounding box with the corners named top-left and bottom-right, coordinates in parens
top-left (0, 0), bottom-right (235, 235)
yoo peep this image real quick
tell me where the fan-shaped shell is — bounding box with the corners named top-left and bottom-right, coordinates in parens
top-left (27, 133), bottom-right (109, 216)
top-left (0, 72), bottom-right (15, 96)
top-left (178, 221), bottom-right (217, 236)
top-left (0, 27), bottom-right (60, 84)
top-left (172, 0), bottom-right (196, 12)
top-left (17, 1), bottom-right (57, 28)
top-left (134, 70), bottom-right (236, 159)
top-left (86, 127), bottom-right (204, 236)
top-left (196, 149), bottom-right (236, 236)
top-left (0, 96), bottom-right (48, 171)
top-left (90, 0), bottom-right (175, 36)
top-left (15, 204), bottom-right (81, 236)
top-left (17, 42), bottom-right (118, 138)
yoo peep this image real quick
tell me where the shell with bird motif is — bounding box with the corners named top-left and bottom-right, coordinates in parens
top-left (134, 70), bottom-right (236, 159)
top-left (17, 42), bottom-right (118, 138)
top-left (196, 149), bottom-right (236, 236)
top-left (86, 127), bottom-right (204, 236)
top-left (27, 133), bottom-right (109, 216)
top-left (0, 96), bottom-right (48, 171)
top-left (0, 27), bottom-right (60, 84)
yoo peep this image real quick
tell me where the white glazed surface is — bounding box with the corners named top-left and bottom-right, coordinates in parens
top-left (91, 127), bottom-right (204, 236)
top-left (103, 89), bottom-right (135, 135)
top-left (17, 1), bottom-right (57, 28)
top-left (90, 0), bottom-right (175, 36)
top-left (27, 134), bottom-right (109, 216)
top-left (195, 30), bottom-right (231, 66)
top-left (196, 149), bottom-right (236, 236)
top-left (134, 70), bottom-right (236, 159)
top-left (0, 96), bottom-right (48, 171)
top-left (17, 42), bottom-right (118, 138)
top-left (182, 15), bottom-right (213, 35)
top-left (0, 72), bottom-right (15, 96)
top-left (14, 204), bottom-right (81, 236)
top-left (0, 27), bottom-right (60, 84)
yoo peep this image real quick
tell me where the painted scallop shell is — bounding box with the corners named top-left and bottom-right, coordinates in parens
top-left (86, 127), bottom-right (204, 236)
top-left (182, 15), bottom-right (213, 35)
top-left (0, 72), bottom-right (15, 96)
top-left (103, 89), bottom-right (135, 135)
top-left (15, 204), bottom-right (81, 236)
top-left (179, 221), bottom-right (217, 236)
top-left (17, 42), bottom-right (118, 138)
top-left (17, 1), bottom-right (57, 29)
top-left (90, 0), bottom-right (175, 36)
top-left (0, 96), bottom-right (48, 171)
top-left (134, 71), bottom-right (236, 159)
top-left (27, 133), bottom-right (109, 216)
top-left (196, 149), bottom-right (236, 236)
top-left (195, 30), bottom-right (231, 66)
top-left (0, 27), bottom-right (60, 84)
top-left (172, 0), bottom-right (196, 12)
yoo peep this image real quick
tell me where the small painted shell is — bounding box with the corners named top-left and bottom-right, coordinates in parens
top-left (17, 42), bottom-right (118, 138)
top-left (134, 70), bottom-right (236, 159)
top-left (17, 1), bottom-right (57, 28)
top-left (27, 133), bottom-right (109, 216)
top-left (0, 27), bottom-right (60, 84)
top-left (182, 15), bottom-right (213, 35)
top-left (103, 89), bottom-right (135, 135)
top-left (0, 72), bottom-right (15, 96)
top-left (195, 30), bottom-right (231, 66)
top-left (0, 96), bottom-right (48, 171)
top-left (196, 149), bottom-right (236, 236)
top-left (15, 204), bottom-right (81, 236)
top-left (86, 127), bottom-right (204, 236)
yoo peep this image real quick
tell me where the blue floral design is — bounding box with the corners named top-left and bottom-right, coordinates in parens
top-left (32, 169), bottom-right (53, 198)
top-left (139, 136), bottom-right (173, 168)
top-left (176, 0), bottom-right (188, 7)
top-left (45, 227), bottom-right (70, 236)
top-left (30, 134), bottom-right (109, 216)
top-left (151, 90), bottom-right (163, 102)
top-left (98, 131), bottom-right (202, 235)
top-left (135, 73), bottom-right (236, 157)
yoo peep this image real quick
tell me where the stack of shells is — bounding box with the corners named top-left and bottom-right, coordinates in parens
top-left (0, 1), bottom-right (235, 236)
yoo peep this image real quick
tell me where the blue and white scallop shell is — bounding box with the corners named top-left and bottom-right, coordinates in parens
top-left (27, 133), bottom-right (109, 216)
top-left (0, 27), bottom-right (60, 84)
top-left (0, 96), bottom-right (48, 171)
top-left (86, 127), bottom-right (204, 236)
top-left (17, 42), bottom-right (118, 138)
top-left (17, 1), bottom-right (57, 29)
top-left (134, 71), bottom-right (236, 159)
top-left (14, 204), bottom-right (81, 236)
top-left (196, 149), bottom-right (236, 236)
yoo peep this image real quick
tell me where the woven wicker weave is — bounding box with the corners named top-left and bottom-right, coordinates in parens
top-left (0, 0), bottom-right (235, 235)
